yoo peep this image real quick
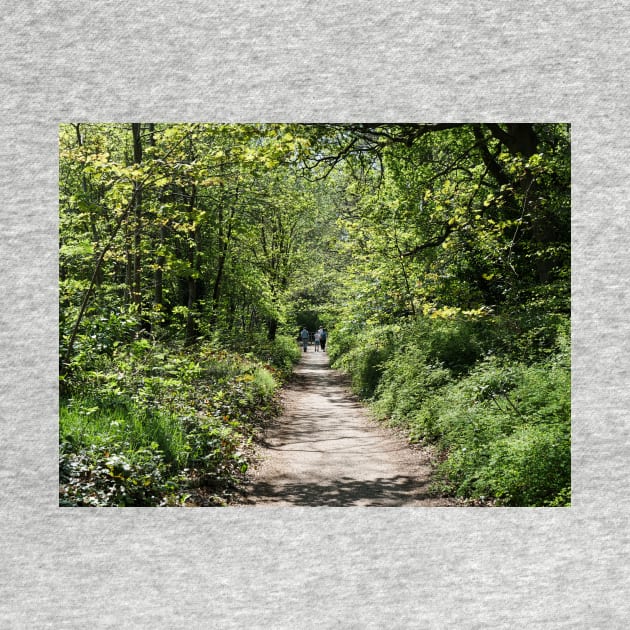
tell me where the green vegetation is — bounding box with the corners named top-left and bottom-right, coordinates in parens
top-left (60, 123), bottom-right (570, 506)
top-left (331, 314), bottom-right (570, 506)
top-left (324, 124), bottom-right (570, 506)
top-left (60, 338), bottom-right (299, 506)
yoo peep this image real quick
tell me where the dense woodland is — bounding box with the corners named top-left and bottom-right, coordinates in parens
top-left (59, 123), bottom-right (570, 507)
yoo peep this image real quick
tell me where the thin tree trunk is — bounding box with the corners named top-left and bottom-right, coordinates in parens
top-left (131, 123), bottom-right (147, 330)
top-left (154, 223), bottom-right (165, 309)
top-left (184, 186), bottom-right (199, 346)
top-left (73, 123), bottom-right (103, 286)
top-left (210, 204), bottom-right (236, 326)
top-left (267, 317), bottom-right (278, 341)
top-left (149, 126), bottom-right (166, 314)
top-left (184, 273), bottom-right (198, 346)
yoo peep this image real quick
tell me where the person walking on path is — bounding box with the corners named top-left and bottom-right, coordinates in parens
top-left (314, 330), bottom-right (321, 352)
top-left (318, 326), bottom-right (327, 352)
top-left (300, 327), bottom-right (309, 352)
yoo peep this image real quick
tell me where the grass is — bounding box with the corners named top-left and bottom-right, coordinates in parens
top-left (60, 399), bottom-right (188, 468)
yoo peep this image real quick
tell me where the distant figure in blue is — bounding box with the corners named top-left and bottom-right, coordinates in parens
top-left (300, 327), bottom-right (309, 352)
top-left (318, 326), bottom-right (327, 352)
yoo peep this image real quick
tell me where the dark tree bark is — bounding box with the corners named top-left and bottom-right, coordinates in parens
top-left (130, 123), bottom-right (150, 331)
top-left (148, 125), bottom-right (166, 314)
top-left (184, 186), bottom-right (201, 346)
top-left (266, 317), bottom-right (278, 341)
top-left (210, 198), bottom-right (237, 327)
top-left (486, 123), bottom-right (538, 159)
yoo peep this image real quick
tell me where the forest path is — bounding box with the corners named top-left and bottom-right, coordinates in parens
top-left (242, 347), bottom-right (457, 506)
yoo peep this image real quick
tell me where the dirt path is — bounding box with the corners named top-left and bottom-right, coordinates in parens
top-left (242, 348), bottom-right (457, 507)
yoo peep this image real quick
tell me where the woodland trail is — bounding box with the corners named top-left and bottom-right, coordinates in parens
top-left (242, 347), bottom-right (457, 507)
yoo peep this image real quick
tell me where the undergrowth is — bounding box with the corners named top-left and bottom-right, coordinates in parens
top-left (59, 334), bottom-right (299, 506)
top-left (329, 311), bottom-right (571, 507)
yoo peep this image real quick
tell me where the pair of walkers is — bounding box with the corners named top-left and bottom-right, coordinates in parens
top-left (300, 326), bottom-right (327, 352)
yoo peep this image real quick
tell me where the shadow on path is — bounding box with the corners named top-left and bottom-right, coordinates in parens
top-left (248, 475), bottom-right (435, 507)
top-left (244, 349), bottom-right (455, 507)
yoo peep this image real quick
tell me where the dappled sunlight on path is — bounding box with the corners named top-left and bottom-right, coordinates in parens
top-left (243, 348), bottom-right (456, 507)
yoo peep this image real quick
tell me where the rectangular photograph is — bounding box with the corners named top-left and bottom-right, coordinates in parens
top-left (59, 123), bottom-right (570, 507)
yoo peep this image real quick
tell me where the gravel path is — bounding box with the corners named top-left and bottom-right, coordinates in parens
top-left (243, 348), bottom-right (456, 506)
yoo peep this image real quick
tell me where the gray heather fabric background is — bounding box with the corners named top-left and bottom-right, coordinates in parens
top-left (1, 1), bottom-right (628, 627)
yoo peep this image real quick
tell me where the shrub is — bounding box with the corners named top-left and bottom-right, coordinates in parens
top-left (373, 346), bottom-right (451, 427)
top-left (59, 338), bottom-right (287, 506)
top-left (333, 325), bottom-right (398, 398)
top-left (59, 441), bottom-right (172, 507)
top-left (433, 358), bottom-right (571, 506)
top-left (476, 424), bottom-right (570, 505)
top-left (325, 323), bottom-right (359, 365)
top-left (411, 316), bottom-right (486, 375)
top-left (254, 334), bottom-right (302, 378)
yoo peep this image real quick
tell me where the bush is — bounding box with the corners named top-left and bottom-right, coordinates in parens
top-left (476, 424), bottom-right (570, 505)
top-left (409, 316), bottom-right (486, 375)
top-left (331, 325), bottom-right (398, 398)
top-left (329, 311), bottom-right (571, 506)
top-left (326, 324), bottom-right (358, 365)
top-left (59, 441), bottom-right (173, 507)
top-left (59, 338), bottom-right (286, 506)
top-left (254, 334), bottom-right (302, 378)
top-left (432, 358), bottom-right (571, 506)
top-left (373, 346), bottom-right (451, 428)
top-left (492, 306), bottom-right (570, 364)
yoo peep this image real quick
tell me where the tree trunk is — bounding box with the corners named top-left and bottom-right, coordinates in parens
top-left (184, 187), bottom-right (200, 346)
top-left (267, 317), bottom-right (278, 341)
top-left (154, 223), bottom-right (165, 309)
top-left (73, 123), bottom-right (103, 287)
top-left (184, 273), bottom-right (198, 346)
top-left (210, 204), bottom-right (236, 326)
top-left (148, 125), bottom-right (165, 312)
top-left (131, 123), bottom-right (149, 331)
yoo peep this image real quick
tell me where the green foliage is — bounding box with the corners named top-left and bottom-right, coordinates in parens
top-left (60, 122), bottom-right (570, 508)
top-left (332, 315), bottom-right (487, 400)
top-left (469, 424), bottom-right (570, 506)
top-left (59, 440), bottom-right (179, 507)
top-left (427, 355), bottom-right (570, 505)
top-left (332, 309), bottom-right (570, 506)
top-left (60, 400), bottom-right (187, 467)
top-left (372, 347), bottom-right (452, 430)
top-left (59, 339), bottom-right (283, 506)
top-left (408, 316), bottom-right (487, 374)
top-left (251, 334), bottom-right (302, 379)
top-left (330, 324), bottom-right (398, 398)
